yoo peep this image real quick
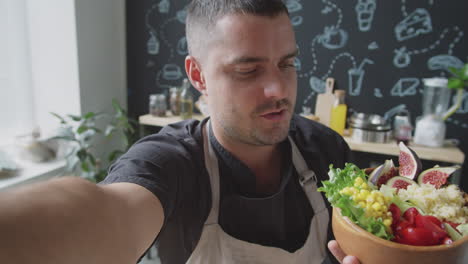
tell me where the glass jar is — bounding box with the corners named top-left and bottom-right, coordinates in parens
top-left (180, 79), bottom-right (193, 120)
top-left (149, 93), bottom-right (167, 117)
top-left (169, 87), bottom-right (181, 116)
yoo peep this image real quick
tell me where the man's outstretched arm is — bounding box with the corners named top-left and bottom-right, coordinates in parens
top-left (0, 176), bottom-right (164, 264)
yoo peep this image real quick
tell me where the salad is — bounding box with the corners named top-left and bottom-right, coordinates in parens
top-left (319, 142), bottom-right (468, 246)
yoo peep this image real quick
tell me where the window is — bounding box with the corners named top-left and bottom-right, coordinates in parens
top-left (0, 0), bottom-right (81, 147)
top-left (0, 0), bottom-right (36, 146)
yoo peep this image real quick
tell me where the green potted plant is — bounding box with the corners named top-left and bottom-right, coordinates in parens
top-left (51, 99), bottom-right (137, 182)
top-left (445, 63), bottom-right (468, 119)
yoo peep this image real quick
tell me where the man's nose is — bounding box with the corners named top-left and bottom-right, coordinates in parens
top-left (263, 71), bottom-right (287, 99)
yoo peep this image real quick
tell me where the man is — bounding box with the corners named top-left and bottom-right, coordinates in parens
top-left (0, 0), bottom-right (359, 263)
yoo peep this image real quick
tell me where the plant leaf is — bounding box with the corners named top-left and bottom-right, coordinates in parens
top-left (81, 162), bottom-right (90, 172)
top-left (77, 125), bottom-right (88, 134)
top-left (68, 114), bottom-right (82, 121)
top-left (448, 78), bottom-right (464, 90)
top-left (105, 125), bottom-right (116, 137)
top-left (77, 149), bottom-right (87, 162)
top-left (50, 112), bottom-right (67, 124)
top-left (83, 112), bottom-right (96, 120)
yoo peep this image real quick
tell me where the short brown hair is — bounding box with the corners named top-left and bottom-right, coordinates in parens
top-left (186, 0), bottom-right (289, 57)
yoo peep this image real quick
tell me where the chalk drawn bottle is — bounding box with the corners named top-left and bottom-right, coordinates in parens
top-left (330, 90), bottom-right (347, 135)
top-left (180, 78), bottom-right (193, 120)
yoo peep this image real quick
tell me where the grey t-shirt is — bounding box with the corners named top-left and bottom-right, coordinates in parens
top-left (101, 114), bottom-right (350, 263)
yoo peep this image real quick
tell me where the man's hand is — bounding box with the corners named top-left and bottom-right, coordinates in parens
top-left (328, 240), bottom-right (361, 264)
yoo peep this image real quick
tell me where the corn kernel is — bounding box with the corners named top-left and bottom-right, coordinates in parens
top-left (366, 196), bottom-right (374, 203)
top-left (383, 219), bottom-right (392, 227)
top-left (355, 177), bottom-right (363, 184)
top-left (360, 182), bottom-right (368, 189)
top-left (387, 212), bottom-right (392, 217)
top-left (358, 201), bottom-right (366, 208)
top-left (372, 202), bottom-right (381, 211)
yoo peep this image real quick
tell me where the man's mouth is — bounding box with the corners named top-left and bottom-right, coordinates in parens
top-left (260, 109), bottom-right (287, 121)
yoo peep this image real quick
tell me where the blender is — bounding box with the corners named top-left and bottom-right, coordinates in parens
top-left (413, 77), bottom-right (463, 147)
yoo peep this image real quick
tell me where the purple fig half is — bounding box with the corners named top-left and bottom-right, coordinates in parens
top-left (386, 176), bottom-right (418, 190)
top-left (368, 159), bottom-right (397, 188)
top-left (398, 142), bottom-right (422, 180)
top-left (417, 166), bottom-right (460, 189)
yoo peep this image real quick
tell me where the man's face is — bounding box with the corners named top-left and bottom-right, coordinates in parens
top-left (200, 13), bottom-right (298, 146)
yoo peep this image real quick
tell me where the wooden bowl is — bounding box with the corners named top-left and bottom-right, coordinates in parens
top-left (332, 207), bottom-right (468, 264)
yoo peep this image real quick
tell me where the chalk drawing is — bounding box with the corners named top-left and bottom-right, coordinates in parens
top-left (321, 52), bottom-right (357, 80)
top-left (394, 27), bottom-right (463, 68)
top-left (395, 8), bottom-right (432, 42)
top-left (348, 58), bottom-right (374, 96)
top-left (155, 71), bottom-right (172, 90)
top-left (309, 76), bottom-right (326, 94)
top-left (285, 0), bottom-right (303, 13)
top-left (393, 47), bottom-right (411, 68)
top-left (298, 36), bottom-right (320, 79)
top-left (427, 55), bottom-right (464, 71)
top-left (176, 7), bottom-right (188, 24)
top-left (162, 64), bottom-right (183, 81)
top-left (368, 42), bottom-right (379, 50)
top-left (291, 16), bottom-right (303, 27)
top-left (158, 0), bottom-right (170, 14)
top-left (384, 104), bottom-right (407, 121)
top-left (159, 17), bottom-right (177, 60)
top-left (294, 57), bottom-right (302, 71)
top-left (390, 78), bottom-right (420, 97)
top-left (147, 31), bottom-right (160, 55)
top-left (177, 37), bottom-right (188, 55)
top-left (355, 0), bottom-right (376, 32)
top-left (321, 6), bottom-right (332, 14)
top-left (374, 88), bottom-right (383, 98)
top-left (448, 26), bottom-right (464, 55)
top-left (318, 26), bottom-right (348, 50)
top-left (145, 3), bottom-right (160, 55)
top-left (318, 0), bottom-right (347, 49)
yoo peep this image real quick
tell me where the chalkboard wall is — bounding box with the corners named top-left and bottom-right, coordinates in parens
top-left (126, 0), bottom-right (468, 189)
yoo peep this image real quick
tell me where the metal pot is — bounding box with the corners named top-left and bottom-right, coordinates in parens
top-left (348, 113), bottom-right (392, 143)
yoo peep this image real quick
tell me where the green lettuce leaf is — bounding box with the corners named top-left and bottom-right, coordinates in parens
top-left (319, 163), bottom-right (393, 240)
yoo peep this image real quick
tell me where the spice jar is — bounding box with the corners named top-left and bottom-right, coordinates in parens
top-left (149, 93), bottom-right (167, 117)
top-left (169, 87), bottom-right (181, 115)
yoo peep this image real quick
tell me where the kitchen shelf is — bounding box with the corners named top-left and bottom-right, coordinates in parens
top-left (139, 114), bottom-right (465, 164)
top-left (343, 135), bottom-right (464, 164)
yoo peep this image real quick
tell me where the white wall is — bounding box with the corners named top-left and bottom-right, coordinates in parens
top-left (74, 0), bottom-right (127, 162)
top-left (27, 0), bottom-right (82, 137)
top-left (27, 0), bottom-right (127, 165)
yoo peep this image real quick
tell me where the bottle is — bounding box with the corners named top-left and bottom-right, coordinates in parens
top-left (393, 110), bottom-right (413, 145)
top-left (330, 90), bottom-right (347, 135)
top-left (180, 78), bottom-right (193, 120)
top-left (169, 87), bottom-right (181, 115)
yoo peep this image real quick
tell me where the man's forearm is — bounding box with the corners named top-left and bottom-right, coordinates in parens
top-left (0, 176), bottom-right (141, 264)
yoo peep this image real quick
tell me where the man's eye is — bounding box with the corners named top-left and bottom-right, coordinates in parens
top-left (236, 69), bottom-right (257, 75)
top-left (280, 63), bottom-right (296, 70)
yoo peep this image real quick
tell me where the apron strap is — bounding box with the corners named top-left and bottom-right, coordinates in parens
top-left (203, 120), bottom-right (221, 225)
top-left (288, 136), bottom-right (327, 213)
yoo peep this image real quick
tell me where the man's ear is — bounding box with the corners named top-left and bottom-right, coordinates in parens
top-left (185, 56), bottom-right (207, 96)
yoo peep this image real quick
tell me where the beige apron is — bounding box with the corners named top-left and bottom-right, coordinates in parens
top-left (186, 121), bottom-right (330, 264)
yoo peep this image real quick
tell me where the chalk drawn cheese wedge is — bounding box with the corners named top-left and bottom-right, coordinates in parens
top-left (427, 55), bottom-right (464, 71)
top-left (395, 8), bottom-right (432, 42)
top-left (390, 78), bottom-right (420, 97)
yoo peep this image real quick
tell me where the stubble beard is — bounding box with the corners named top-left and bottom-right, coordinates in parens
top-left (217, 99), bottom-right (293, 146)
